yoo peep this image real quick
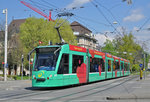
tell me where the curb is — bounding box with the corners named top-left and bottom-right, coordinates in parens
top-left (106, 93), bottom-right (150, 100)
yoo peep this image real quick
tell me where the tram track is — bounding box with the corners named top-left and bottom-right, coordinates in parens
top-left (64, 76), bottom-right (138, 102)
top-left (0, 88), bottom-right (55, 101)
top-left (0, 75), bottom-right (138, 101)
top-left (41, 75), bottom-right (138, 102)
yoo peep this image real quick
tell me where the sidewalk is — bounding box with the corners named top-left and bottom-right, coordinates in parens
top-left (107, 74), bottom-right (150, 101)
top-left (0, 80), bottom-right (31, 91)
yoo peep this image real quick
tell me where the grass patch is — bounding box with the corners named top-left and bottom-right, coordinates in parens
top-left (0, 74), bottom-right (31, 80)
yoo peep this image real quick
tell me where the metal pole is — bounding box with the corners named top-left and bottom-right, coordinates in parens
top-left (21, 55), bottom-right (24, 80)
top-left (3, 8), bottom-right (8, 81)
top-left (29, 55), bottom-right (30, 80)
top-left (144, 54), bottom-right (146, 79)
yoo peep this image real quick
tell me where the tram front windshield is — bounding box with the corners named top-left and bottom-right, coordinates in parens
top-left (34, 47), bottom-right (60, 71)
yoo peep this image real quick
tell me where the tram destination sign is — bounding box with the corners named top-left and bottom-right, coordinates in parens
top-left (37, 47), bottom-right (59, 53)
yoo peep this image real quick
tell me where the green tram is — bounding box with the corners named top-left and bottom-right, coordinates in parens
top-left (31, 44), bottom-right (130, 87)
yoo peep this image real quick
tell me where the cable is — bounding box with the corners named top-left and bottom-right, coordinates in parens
top-left (94, 0), bottom-right (121, 26)
top-left (28, 0), bottom-right (48, 13)
top-left (74, 15), bottom-right (111, 27)
top-left (123, 0), bottom-right (138, 18)
top-left (109, 3), bottom-right (122, 10)
top-left (138, 17), bottom-right (150, 32)
top-left (73, 16), bottom-right (98, 33)
top-left (39, 0), bottom-right (58, 9)
top-left (90, 0), bottom-right (122, 36)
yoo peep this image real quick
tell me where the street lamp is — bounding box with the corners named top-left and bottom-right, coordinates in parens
top-left (113, 21), bottom-right (118, 24)
top-left (2, 8), bottom-right (8, 81)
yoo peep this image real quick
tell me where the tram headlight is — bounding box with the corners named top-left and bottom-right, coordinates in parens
top-left (33, 75), bottom-right (36, 79)
top-left (50, 75), bottom-right (52, 78)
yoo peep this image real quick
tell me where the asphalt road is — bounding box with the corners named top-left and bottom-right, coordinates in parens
top-left (0, 75), bottom-right (150, 102)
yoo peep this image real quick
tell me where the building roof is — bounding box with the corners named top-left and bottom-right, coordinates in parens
top-left (71, 21), bottom-right (92, 33)
top-left (8, 19), bottom-right (26, 37)
top-left (8, 19), bottom-right (26, 29)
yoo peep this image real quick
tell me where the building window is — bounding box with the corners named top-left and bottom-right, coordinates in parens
top-left (72, 55), bottom-right (84, 73)
top-left (57, 54), bottom-right (69, 74)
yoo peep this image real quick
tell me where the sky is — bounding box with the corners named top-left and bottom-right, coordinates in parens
top-left (0, 0), bottom-right (150, 52)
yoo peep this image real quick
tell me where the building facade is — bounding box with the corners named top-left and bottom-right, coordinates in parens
top-left (71, 21), bottom-right (98, 50)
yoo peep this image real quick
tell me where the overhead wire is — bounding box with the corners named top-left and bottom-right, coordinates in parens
top-left (138, 17), bottom-right (150, 32)
top-left (94, 0), bottom-right (122, 26)
top-left (90, 0), bottom-right (122, 36)
top-left (73, 16), bottom-right (98, 33)
top-left (28, 0), bottom-right (48, 13)
top-left (74, 15), bottom-right (111, 27)
top-left (39, 0), bottom-right (58, 9)
top-left (108, 3), bottom-right (122, 10)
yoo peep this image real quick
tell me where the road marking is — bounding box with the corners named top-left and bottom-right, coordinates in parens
top-left (6, 88), bottom-right (13, 90)
top-left (132, 87), bottom-right (142, 89)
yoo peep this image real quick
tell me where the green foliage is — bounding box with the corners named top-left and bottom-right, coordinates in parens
top-left (102, 33), bottom-right (147, 70)
top-left (12, 75), bottom-right (30, 80)
top-left (8, 34), bottom-right (23, 67)
top-left (132, 64), bottom-right (140, 72)
top-left (19, 17), bottom-right (77, 66)
top-left (101, 39), bottom-right (118, 55)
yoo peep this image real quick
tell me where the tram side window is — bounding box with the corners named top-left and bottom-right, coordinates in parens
top-left (113, 62), bottom-right (115, 71)
top-left (128, 64), bottom-right (130, 71)
top-left (124, 63), bottom-right (127, 71)
top-left (72, 55), bottom-right (84, 73)
top-left (121, 62), bottom-right (124, 70)
top-left (57, 54), bottom-right (69, 74)
top-left (108, 60), bottom-right (111, 71)
top-left (100, 58), bottom-right (105, 72)
top-left (115, 61), bottom-right (120, 71)
top-left (90, 58), bottom-right (105, 72)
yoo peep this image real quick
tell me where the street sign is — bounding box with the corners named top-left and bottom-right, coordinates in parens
top-left (139, 64), bottom-right (143, 67)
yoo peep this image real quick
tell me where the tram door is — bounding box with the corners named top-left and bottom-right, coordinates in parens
top-left (86, 56), bottom-right (89, 82)
top-left (107, 60), bottom-right (112, 79)
top-left (57, 54), bottom-right (70, 86)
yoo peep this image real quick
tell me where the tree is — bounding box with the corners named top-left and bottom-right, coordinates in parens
top-left (102, 33), bottom-right (145, 71)
top-left (8, 34), bottom-right (23, 75)
top-left (0, 21), bottom-right (5, 70)
top-left (19, 17), bottom-right (77, 66)
top-left (117, 33), bottom-right (143, 65)
top-left (101, 39), bottom-right (117, 55)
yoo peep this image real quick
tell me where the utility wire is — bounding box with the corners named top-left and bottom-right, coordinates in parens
top-left (94, 0), bottom-right (121, 26)
top-left (138, 17), bottom-right (150, 32)
top-left (109, 3), bottom-right (122, 10)
top-left (28, 0), bottom-right (48, 13)
top-left (39, 0), bottom-right (58, 9)
top-left (74, 15), bottom-right (111, 27)
top-left (73, 16), bottom-right (98, 33)
top-left (90, 0), bottom-right (122, 36)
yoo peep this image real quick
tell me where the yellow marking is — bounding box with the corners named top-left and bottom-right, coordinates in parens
top-left (38, 73), bottom-right (42, 77)
top-left (38, 71), bottom-right (45, 77)
top-left (41, 71), bottom-right (45, 74)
